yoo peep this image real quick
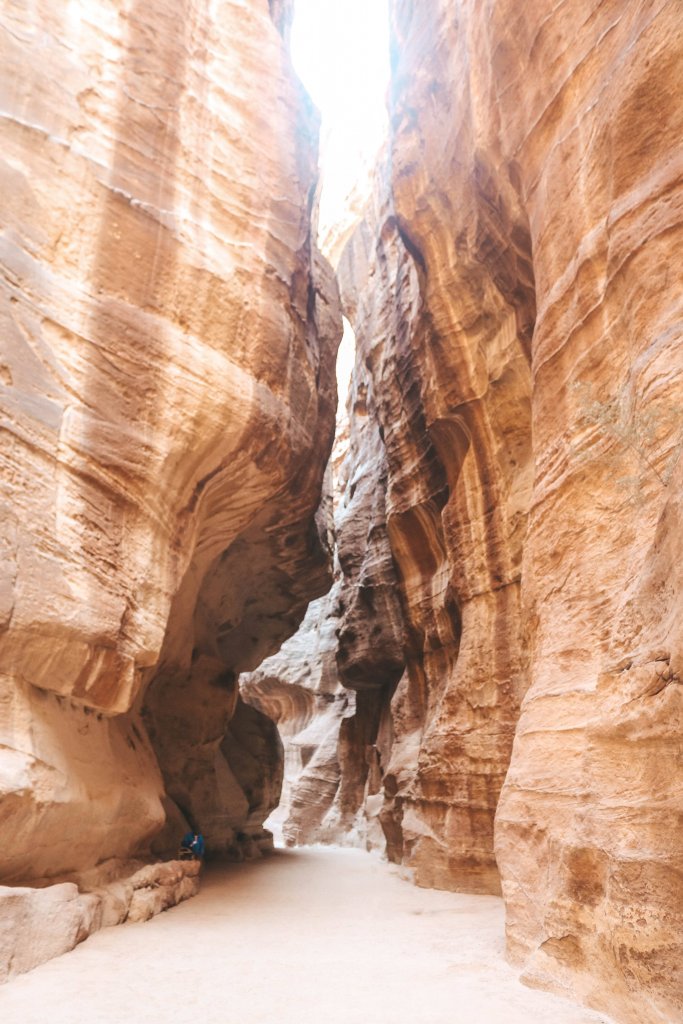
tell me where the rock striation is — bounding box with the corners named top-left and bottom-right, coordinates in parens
top-left (335, 163), bottom-right (533, 895)
top-left (1, 0), bottom-right (681, 1020)
top-left (241, 324), bottom-right (408, 852)
top-left (241, 586), bottom-right (351, 847)
top-left (315, 2), bottom-right (682, 1021)
top-left (0, 0), bottom-right (339, 910)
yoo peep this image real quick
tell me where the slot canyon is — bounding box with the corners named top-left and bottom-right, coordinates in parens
top-left (0, 1), bottom-right (681, 1022)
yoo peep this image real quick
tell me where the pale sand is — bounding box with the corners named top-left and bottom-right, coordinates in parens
top-left (0, 847), bottom-right (614, 1024)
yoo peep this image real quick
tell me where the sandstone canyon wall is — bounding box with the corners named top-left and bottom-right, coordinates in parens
top-left (259, 2), bottom-right (682, 1022)
top-left (371, 0), bottom-right (682, 1019)
top-left (241, 585), bottom-right (352, 847)
top-left (1, 0), bottom-right (681, 1019)
top-left (0, 0), bottom-right (339, 902)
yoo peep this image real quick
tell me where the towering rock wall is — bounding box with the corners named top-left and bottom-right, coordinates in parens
top-left (327, 2), bottom-right (682, 1021)
top-left (337, 150), bottom-right (533, 898)
top-left (0, 0), bottom-right (339, 885)
top-left (480, 4), bottom-right (683, 1020)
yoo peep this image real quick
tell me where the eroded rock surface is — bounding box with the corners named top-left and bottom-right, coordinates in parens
top-left (241, 332), bottom-right (407, 851)
top-left (0, 0), bottom-right (339, 886)
top-left (2, 0), bottom-right (681, 1020)
top-left (241, 586), bottom-right (351, 846)
top-left (323, 2), bottom-right (682, 1021)
top-left (0, 859), bottom-right (201, 983)
top-left (336, 160), bottom-right (533, 895)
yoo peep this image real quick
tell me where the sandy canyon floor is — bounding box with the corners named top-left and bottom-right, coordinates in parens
top-left (0, 847), bottom-right (615, 1024)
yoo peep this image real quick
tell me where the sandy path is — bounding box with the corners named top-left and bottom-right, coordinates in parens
top-left (0, 847), bottom-right (613, 1024)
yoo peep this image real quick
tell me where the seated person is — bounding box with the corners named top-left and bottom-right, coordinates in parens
top-left (179, 830), bottom-right (205, 861)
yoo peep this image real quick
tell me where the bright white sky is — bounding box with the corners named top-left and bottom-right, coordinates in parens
top-left (291, 0), bottom-right (390, 237)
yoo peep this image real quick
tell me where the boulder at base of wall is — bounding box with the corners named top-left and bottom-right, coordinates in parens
top-left (0, 859), bottom-right (201, 983)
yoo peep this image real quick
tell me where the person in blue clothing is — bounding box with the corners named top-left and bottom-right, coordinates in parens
top-left (179, 830), bottom-right (205, 861)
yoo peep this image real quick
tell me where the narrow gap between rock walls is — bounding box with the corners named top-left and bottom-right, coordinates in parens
top-left (242, 0), bottom-right (392, 846)
top-left (290, 0), bottom-right (390, 265)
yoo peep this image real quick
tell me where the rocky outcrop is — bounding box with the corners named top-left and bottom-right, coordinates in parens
top-left (0, 0), bottom-right (339, 889)
top-left (0, 884), bottom-right (100, 984)
top-left (241, 586), bottom-right (351, 846)
top-left (241, 328), bottom-right (407, 851)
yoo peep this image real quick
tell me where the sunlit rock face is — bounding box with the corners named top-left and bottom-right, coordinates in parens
top-left (0, 0), bottom-right (339, 883)
top-left (331, 1), bottom-right (682, 1021)
top-left (483, 3), bottom-right (683, 1019)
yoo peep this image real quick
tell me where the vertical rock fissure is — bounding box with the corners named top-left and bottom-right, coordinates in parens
top-left (242, 152), bottom-right (537, 884)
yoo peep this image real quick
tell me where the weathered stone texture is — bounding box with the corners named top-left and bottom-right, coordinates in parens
top-left (241, 586), bottom-right (351, 846)
top-left (328, 1), bottom-right (682, 1021)
top-left (0, 0), bottom-right (339, 884)
top-left (338, 155), bottom-right (532, 896)
top-left (0, 859), bottom-right (201, 982)
top-left (1, 0), bottom-right (681, 1018)
top-left (241, 371), bottom-right (402, 850)
top-left (241, 324), bottom-right (408, 851)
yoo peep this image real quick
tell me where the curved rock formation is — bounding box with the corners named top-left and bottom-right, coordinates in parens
top-left (241, 586), bottom-right (351, 846)
top-left (336, 157), bottom-right (533, 895)
top-left (1, 1), bottom-right (681, 1020)
top-left (0, 0), bottom-right (340, 885)
top-left (332, 2), bottom-right (682, 1020)
top-left (241, 328), bottom-right (407, 850)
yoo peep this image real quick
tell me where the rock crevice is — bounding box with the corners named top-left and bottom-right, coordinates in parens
top-left (0, 3), bottom-right (681, 1022)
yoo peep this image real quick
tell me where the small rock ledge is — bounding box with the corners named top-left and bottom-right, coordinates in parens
top-left (0, 860), bottom-right (201, 984)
